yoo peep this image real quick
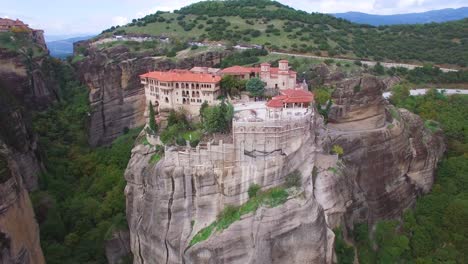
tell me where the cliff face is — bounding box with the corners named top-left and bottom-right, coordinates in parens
top-left (0, 86), bottom-right (45, 264)
top-left (323, 76), bottom-right (445, 225)
top-left (0, 49), bottom-right (57, 111)
top-left (125, 115), bottom-right (334, 264)
top-left (0, 34), bottom-right (54, 263)
top-left (124, 75), bottom-right (444, 263)
top-left (75, 44), bottom-right (230, 146)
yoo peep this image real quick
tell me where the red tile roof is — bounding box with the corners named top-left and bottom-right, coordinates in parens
top-left (267, 89), bottom-right (314, 107)
top-left (266, 99), bottom-right (284, 108)
top-left (140, 70), bottom-right (221, 83)
top-left (281, 89), bottom-right (314, 98)
top-left (220, 66), bottom-right (260, 74)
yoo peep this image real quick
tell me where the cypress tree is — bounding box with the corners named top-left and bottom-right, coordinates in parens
top-left (148, 101), bottom-right (157, 133)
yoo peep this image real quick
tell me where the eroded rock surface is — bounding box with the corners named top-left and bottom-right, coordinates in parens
top-left (124, 75), bottom-right (444, 264)
top-left (0, 86), bottom-right (45, 264)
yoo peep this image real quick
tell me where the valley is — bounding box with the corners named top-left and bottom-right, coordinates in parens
top-left (0, 1), bottom-right (467, 264)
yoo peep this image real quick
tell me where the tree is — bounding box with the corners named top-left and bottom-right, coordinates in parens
top-left (248, 184), bottom-right (261, 198)
top-left (246, 77), bottom-right (265, 97)
top-left (373, 62), bottom-right (385, 75)
top-left (148, 101), bottom-right (157, 133)
top-left (314, 87), bottom-right (332, 105)
top-left (202, 101), bottom-right (234, 133)
top-left (221, 75), bottom-right (246, 96)
top-left (375, 221), bottom-right (410, 263)
top-left (390, 84), bottom-right (410, 106)
top-left (200, 101), bottom-right (209, 121)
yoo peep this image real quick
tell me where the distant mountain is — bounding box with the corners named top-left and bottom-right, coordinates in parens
top-left (334, 7), bottom-right (468, 26)
top-left (47, 35), bottom-right (94, 58)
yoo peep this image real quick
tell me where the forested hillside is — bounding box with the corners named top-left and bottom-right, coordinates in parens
top-left (102, 0), bottom-right (468, 67)
top-left (31, 63), bottom-right (134, 263)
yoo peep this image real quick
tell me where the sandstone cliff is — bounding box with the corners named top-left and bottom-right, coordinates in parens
top-left (0, 34), bottom-right (54, 263)
top-left (123, 75), bottom-right (444, 263)
top-left (75, 44), bottom-right (230, 146)
top-left (0, 85), bottom-right (45, 264)
top-left (323, 76), bottom-right (445, 226)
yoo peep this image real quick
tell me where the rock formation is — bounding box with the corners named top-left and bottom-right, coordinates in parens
top-left (324, 76), bottom-right (445, 225)
top-left (0, 84), bottom-right (45, 264)
top-left (124, 74), bottom-right (444, 263)
top-left (0, 33), bottom-right (54, 263)
top-left (75, 43), bottom-right (230, 146)
top-left (105, 230), bottom-right (132, 264)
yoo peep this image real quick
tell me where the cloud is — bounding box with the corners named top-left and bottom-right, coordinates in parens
top-left (112, 16), bottom-right (129, 26)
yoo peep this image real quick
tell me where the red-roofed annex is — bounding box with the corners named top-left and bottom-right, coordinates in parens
top-left (267, 89), bottom-right (314, 109)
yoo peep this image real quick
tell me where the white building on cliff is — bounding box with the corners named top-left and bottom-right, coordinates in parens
top-left (140, 69), bottom-right (222, 115)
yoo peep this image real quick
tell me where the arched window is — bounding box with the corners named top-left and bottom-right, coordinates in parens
top-left (165, 97), bottom-right (169, 103)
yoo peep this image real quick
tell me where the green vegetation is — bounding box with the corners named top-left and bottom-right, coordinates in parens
top-left (389, 84), bottom-right (410, 106)
top-left (160, 110), bottom-right (191, 145)
top-left (190, 186), bottom-right (289, 246)
top-left (388, 65), bottom-right (468, 85)
top-left (424, 120), bottom-right (440, 133)
top-left (220, 75), bottom-right (247, 96)
top-left (285, 170), bottom-right (302, 188)
top-left (189, 222), bottom-right (216, 246)
top-left (219, 49), bottom-right (268, 68)
top-left (353, 91), bottom-right (468, 263)
top-left (388, 107), bottom-right (401, 122)
top-left (201, 100), bottom-right (234, 133)
top-left (103, 0), bottom-right (467, 66)
top-left (246, 77), bottom-right (265, 97)
top-left (149, 153), bottom-right (161, 164)
top-left (31, 63), bottom-right (137, 263)
top-left (332, 145), bottom-right (344, 156)
top-left (71, 54), bottom-right (85, 63)
top-left (248, 184), bottom-right (261, 198)
top-left (0, 32), bottom-right (46, 57)
top-left (334, 227), bottom-right (355, 264)
top-left (313, 87), bottom-right (332, 105)
top-left (147, 101), bottom-right (158, 134)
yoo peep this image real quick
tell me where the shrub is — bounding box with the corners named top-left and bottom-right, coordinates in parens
top-left (332, 145), bottom-right (344, 156)
top-left (176, 136), bottom-right (186, 146)
top-left (167, 50), bottom-right (177, 57)
top-left (248, 184), bottom-right (261, 198)
top-left (189, 139), bottom-right (200, 148)
top-left (217, 205), bottom-right (240, 230)
top-left (353, 85), bottom-right (361, 93)
top-left (285, 170), bottom-right (302, 188)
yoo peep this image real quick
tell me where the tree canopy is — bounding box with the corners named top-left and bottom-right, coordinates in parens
top-left (246, 77), bottom-right (265, 97)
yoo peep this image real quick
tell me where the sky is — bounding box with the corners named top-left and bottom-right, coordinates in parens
top-left (1, 0), bottom-right (467, 37)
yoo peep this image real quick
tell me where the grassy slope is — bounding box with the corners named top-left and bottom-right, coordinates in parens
top-left (107, 0), bottom-right (467, 67)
